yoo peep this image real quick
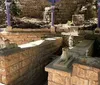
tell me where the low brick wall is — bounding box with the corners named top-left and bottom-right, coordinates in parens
top-left (0, 32), bottom-right (50, 45)
top-left (0, 37), bottom-right (62, 85)
top-left (45, 61), bottom-right (100, 85)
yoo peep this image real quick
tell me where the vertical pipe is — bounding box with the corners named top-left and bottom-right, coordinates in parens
top-left (98, 0), bottom-right (100, 28)
top-left (51, 4), bottom-right (55, 27)
top-left (5, 0), bottom-right (11, 26)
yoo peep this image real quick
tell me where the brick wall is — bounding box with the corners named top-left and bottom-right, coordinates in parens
top-left (45, 63), bottom-right (100, 85)
top-left (0, 32), bottom-right (50, 45)
top-left (0, 37), bottom-right (62, 85)
top-left (72, 64), bottom-right (99, 85)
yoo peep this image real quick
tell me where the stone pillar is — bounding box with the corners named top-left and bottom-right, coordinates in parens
top-left (50, 5), bottom-right (56, 33)
top-left (98, 0), bottom-right (100, 28)
top-left (51, 4), bottom-right (55, 27)
top-left (5, 0), bottom-right (11, 26)
top-left (5, 0), bottom-right (12, 32)
top-left (94, 0), bottom-right (100, 34)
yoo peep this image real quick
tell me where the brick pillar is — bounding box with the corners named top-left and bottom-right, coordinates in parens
top-left (72, 64), bottom-right (100, 85)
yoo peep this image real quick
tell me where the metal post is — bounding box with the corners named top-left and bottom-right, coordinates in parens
top-left (5, 0), bottom-right (11, 26)
top-left (51, 4), bottom-right (55, 27)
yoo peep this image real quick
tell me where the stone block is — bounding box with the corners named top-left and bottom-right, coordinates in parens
top-left (9, 63), bottom-right (21, 73)
top-left (1, 68), bottom-right (9, 76)
top-left (1, 75), bottom-right (7, 84)
top-left (77, 64), bottom-right (92, 70)
top-left (19, 65), bottom-right (29, 76)
top-left (45, 68), bottom-right (71, 77)
top-left (79, 78), bottom-right (88, 85)
top-left (52, 73), bottom-right (66, 85)
top-left (77, 67), bottom-right (86, 78)
top-left (72, 14), bottom-right (84, 26)
top-left (4, 54), bottom-right (20, 68)
top-left (89, 80), bottom-right (99, 85)
top-left (86, 70), bottom-right (98, 81)
top-left (48, 81), bottom-right (61, 85)
top-left (2, 71), bottom-right (20, 84)
top-left (66, 77), bottom-right (70, 85)
top-left (48, 73), bottom-right (53, 81)
top-left (0, 60), bottom-right (6, 68)
top-left (73, 64), bottom-right (86, 78)
top-left (72, 64), bottom-right (78, 76)
top-left (22, 58), bottom-right (31, 67)
top-left (71, 76), bottom-right (79, 85)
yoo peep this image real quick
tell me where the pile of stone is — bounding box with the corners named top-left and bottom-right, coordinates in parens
top-left (12, 17), bottom-right (50, 28)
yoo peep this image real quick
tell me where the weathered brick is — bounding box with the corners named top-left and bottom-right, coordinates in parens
top-left (48, 81), bottom-right (61, 85)
top-left (19, 65), bottom-right (29, 76)
top-left (0, 37), bottom-right (62, 85)
top-left (9, 63), bottom-right (21, 73)
top-left (89, 80), bottom-right (99, 85)
top-left (92, 68), bottom-right (100, 73)
top-left (7, 71), bottom-right (20, 83)
top-left (72, 65), bottom-right (78, 76)
top-left (45, 68), bottom-right (71, 77)
top-left (52, 73), bottom-right (66, 85)
top-left (48, 73), bottom-right (53, 81)
top-left (2, 75), bottom-right (7, 84)
top-left (66, 77), bottom-right (70, 85)
top-left (78, 68), bottom-right (86, 78)
top-left (79, 78), bottom-right (88, 85)
top-left (71, 76), bottom-right (79, 85)
top-left (4, 54), bottom-right (20, 67)
top-left (78, 64), bottom-right (92, 70)
top-left (86, 70), bottom-right (98, 81)
top-left (22, 58), bottom-right (31, 67)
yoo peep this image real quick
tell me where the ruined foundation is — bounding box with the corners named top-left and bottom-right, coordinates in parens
top-left (0, 37), bottom-right (62, 85)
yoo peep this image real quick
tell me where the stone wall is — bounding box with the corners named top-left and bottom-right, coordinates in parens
top-left (17, 0), bottom-right (97, 23)
top-left (0, 0), bottom-right (96, 25)
top-left (45, 63), bottom-right (100, 85)
top-left (0, 37), bottom-right (62, 85)
top-left (0, 0), bottom-right (6, 26)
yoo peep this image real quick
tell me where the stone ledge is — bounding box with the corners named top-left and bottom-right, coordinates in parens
top-left (0, 47), bottom-right (21, 56)
top-left (7, 28), bottom-right (50, 32)
top-left (45, 57), bottom-right (72, 77)
top-left (45, 57), bottom-right (100, 85)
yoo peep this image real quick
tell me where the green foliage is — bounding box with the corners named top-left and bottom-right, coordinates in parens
top-left (10, 0), bottom-right (21, 16)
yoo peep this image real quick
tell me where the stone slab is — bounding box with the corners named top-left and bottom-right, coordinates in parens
top-left (53, 57), bottom-right (74, 69)
top-left (45, 57), bottom-right (72, 77)
top-left (0, 47), bottom-right (21, 56)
